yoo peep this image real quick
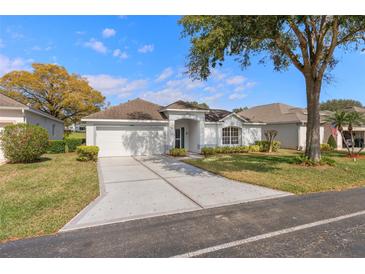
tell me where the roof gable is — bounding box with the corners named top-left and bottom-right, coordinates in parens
top-left (162, 100), bottom-right (209, 111)
top-left (0, 93), bottom-right (27, 108)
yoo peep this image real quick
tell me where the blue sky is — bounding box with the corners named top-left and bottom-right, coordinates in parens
top-left (0, 15), bottom-right (364, 110)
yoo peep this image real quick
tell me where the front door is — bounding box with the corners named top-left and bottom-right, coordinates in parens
top-left (175, 127), bottom-right (185, 148)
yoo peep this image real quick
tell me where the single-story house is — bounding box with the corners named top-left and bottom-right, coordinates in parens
top-left (238, 103), bottom-right (326, 150)
top-left (330, 106), bottom-right (365, 149)
top-left (0, 93), bottom-right (64, 161)
top-left (82, 98), bottom-right (264, 157)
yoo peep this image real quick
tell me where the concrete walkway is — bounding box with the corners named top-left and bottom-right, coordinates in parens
top-left (62, 155), bottom-right (289, 231)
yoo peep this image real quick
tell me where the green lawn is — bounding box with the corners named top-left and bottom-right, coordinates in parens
top-left (0, 153), bottom-right (99, 242)
top-left (67, 132), bottom-right (86, 139)
top-left (184, 149), bottom-right (365, 194)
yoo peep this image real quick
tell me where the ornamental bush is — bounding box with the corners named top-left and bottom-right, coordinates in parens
top-left (65, 138), bottom-right (84, 152)
top-left (327, 135), bottom-right (337, 149)
top-left (169, 148), bottom-right (187, 157)
top-left (76, 145), bottom-right (99, 161)
top-left (47, 140), bottom-right (65, 153)
top-left (248, 145), bottom-right (261, 152)
top-left (255, 140), bottom-right (281, 152)
top-left (320, 143), bottom-right (334, 152)
top-left (0, 123), bottom-right (49, 163)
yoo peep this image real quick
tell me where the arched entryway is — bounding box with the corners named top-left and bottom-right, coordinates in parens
top-left (174, 118), bottom-right (201, 152)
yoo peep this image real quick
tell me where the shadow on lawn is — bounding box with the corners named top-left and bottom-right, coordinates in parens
top-left (203, 153), bottom-right (298, 173)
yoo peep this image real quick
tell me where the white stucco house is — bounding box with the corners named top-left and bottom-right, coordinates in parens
top-left (0, 93), bottom-right (64, 161)
top-left (238, 103), bottom-right (326, 150)
top-left (83, 99), bottom-right (264, 157)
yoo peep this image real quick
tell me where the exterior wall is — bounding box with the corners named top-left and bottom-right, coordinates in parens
top-left (204, 124), bottom-right (219, 147)
top-left (263, 124), bottom-right (299, 149)
top-left (298, 125), bottom-right (325, 149)
top-left (241, 125), bottom-right (262, 146)
top-left (0, 109), bottom-right (25, 124)
top-left (25, 111), bottom-right (64, 140)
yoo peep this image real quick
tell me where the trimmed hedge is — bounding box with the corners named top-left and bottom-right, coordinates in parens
top-left (169, 148), bottom-right (187, 157)
top-left (255, 140), bottom-right (281, 152)
top-left (201, 145), bottom-right (263, 157)
top-left (65, 138), bottom-right (84, 152)
top-left (76, 145), bottom-right (99, 161)
top-left (0, 123), bottom-right (49, 163)
top-left (48, 140), bottom-right (65, 153)
top-left (320, 143), bottom-right (334, 152)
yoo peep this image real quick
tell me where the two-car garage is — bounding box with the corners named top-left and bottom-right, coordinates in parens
top-left (95, 125), bottom-right (166, 157)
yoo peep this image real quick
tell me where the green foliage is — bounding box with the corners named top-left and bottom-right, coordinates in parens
top-left (201, 146), bottom-right (250, 156)
top-left (232, 107), bottom-right (248, 113)
top-left (248, 145), bottom-right (261, 152)
top-left (320, 99), bottom-right (363, 111)
top-left (76, 145), bottom-right (99, 161)
top-left (201, 147), bottom-right (216, 157)
top-left (47, 140), bottom-right (65, 153)
top-left (327, 135), bottom-right (337, 149)
top-left (320, 143), bottom-right (334, 152)
top-left (185, 101), bottom-right (209, 109)
top-left (255, 140), bottom-right (281, 152)
top-left (293, 155), bottom-right (336, 167)
top-left (64, 138), bottom-right (84, 152)
top-left (0, 123), bottom-right (49, 163)
top-left (169, 148), bottom-right (187, 157)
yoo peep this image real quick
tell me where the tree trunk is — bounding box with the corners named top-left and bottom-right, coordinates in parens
top-left (304, 76), bottom-right (321, 162)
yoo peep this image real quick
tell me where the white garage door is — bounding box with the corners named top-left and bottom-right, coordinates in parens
top-left (96, 126), bottom-right (166, 157)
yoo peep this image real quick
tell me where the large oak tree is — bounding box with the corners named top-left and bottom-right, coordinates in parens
top-left (180, 16), bottom-right (365, 161)
top-left (0, 63), bottom-right (105, 125)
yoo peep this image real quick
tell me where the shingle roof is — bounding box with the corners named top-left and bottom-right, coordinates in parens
top-left (205, 109), bottom-right (231, 122)
top-left (238, 103), bottom-right (308, 124)
top-left (0, 92), bottom-right (27, 108)
top-left (162, 100), bottom-right (209, 110)
top-left (84, 98), bottom-right (166, 120)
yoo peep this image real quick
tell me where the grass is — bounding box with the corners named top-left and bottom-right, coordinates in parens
top-left (0, 153), bottom-right (99, 242)
top-left (184, 149), bottom-right (365, 195)
top-left (67, 132), bottom-right (86, 139)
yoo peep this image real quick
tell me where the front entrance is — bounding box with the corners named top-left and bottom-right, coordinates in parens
top-left (175, 127), bottom-right (185, 149)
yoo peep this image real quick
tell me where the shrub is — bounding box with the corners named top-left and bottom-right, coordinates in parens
top-left (327, 135), bottom-right (337, 149)
top-left (65, 138), bottom-right (84, 152)
top-left (169, 148), bottom-right (187, 157)
top-left (0, 123), bottom-right (49, 163)
top-left (320, 143), bottom-right (334, 152)
top-left (255, 140), bottom-right (281, 152)
top-left (248, 145), bottom-right (260, 152)
top-left (76, 145), bottom-right (99, 161)
top-left (201, 147), bottom-right (215, 157)
top-left (48, 140), bottom-right (65, 153)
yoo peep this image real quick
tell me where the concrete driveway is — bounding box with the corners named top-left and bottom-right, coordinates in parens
top-left (62, 155), bottom-right (289, 231)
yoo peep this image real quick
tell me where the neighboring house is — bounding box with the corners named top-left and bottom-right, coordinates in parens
top-left (0, 93), bottom-right (64, 161)
top-left (82, 98), bottom-right (264, 157)
top-left (66, 122), bottom-right (86, 132)
top-left (238, 103), bottom-right (326, 149)
top-left (329, 106), bottom-right (365, 149)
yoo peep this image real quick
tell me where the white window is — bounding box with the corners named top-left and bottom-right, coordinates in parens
top-left (222, 127), bottom-right (240, 145)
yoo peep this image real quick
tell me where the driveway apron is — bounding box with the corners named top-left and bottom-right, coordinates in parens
top-left (62, 155), bottom-right (289, 231)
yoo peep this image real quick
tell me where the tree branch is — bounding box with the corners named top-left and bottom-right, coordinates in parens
top-left (275, 38), bottom-right (305, 73)
top-left (288, 17), bottom-right (310, 67)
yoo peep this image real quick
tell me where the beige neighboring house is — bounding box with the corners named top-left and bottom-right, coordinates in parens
top-left (0, 93), bottom-right (64, 162)
top-left (238, 103), bottom-right (326, 150)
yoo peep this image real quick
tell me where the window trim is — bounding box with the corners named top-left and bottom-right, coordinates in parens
top-left (222, 126), bottom-right (240, 146)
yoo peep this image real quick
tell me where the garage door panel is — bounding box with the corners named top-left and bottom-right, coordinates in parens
top-left (96, 126), bottom-right (165, 157)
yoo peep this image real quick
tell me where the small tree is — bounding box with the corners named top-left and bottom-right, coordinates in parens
top-left (346, 111), bottom-right (365, 156)
top-left (264, 129), bottom-right (278, 153)
top-left (327, 135), bottom-right (337, 149)
top-left (0, 124), bottom-right (49, 163)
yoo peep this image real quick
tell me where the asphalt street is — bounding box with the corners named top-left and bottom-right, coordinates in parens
top-left (1, 187), bottom-right (365, 257)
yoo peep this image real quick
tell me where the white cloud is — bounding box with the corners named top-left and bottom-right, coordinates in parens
top-left (166, 77), bottom-right (204, 90)
top-left (204, 93), bottom-right (224, 102)
top-left (75, 31), bottom-right (86, 35)
top-left (113, 49), bottom-right (128, 60)
top-left (155, 67), bottom-right (173, 82)
top-left (0, 54), bottom-right (30, 76)
top-left (0, 39), bottom-right (4, 48)
top-left (142, 89), bottom-right (192, 105)
top-left (118, 16), bottom-right (127, 20)
top-left (229, 93), bottom-right (247, 100)
top-left (138, 44), bottom-right (154, 53)
top-left (226, 75), bottom-right (246, 85)
top-left (102, 28), bottom-right (116, 38)
top-left (84, 74), bottom-right (147, 98)
top-left (31, 45), bottom-right (52, 51)
top-left (203, 86), bottom-right (216, 93)
top-left (84, 38), bottom-right (107, 54)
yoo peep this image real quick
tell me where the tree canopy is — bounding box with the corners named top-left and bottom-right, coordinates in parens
top-left (320, 99), bottom-right (363, 111)
top-left (180, 16), bottom-right (365, 161)
top-left (232, 106), bottom-right (248, 113)
top-left (0, 63), bottom-right (105, 125)
top-left (186, 101), bottom-right (209, 109)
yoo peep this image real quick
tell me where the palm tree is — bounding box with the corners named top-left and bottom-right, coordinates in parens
top-left (325, 111), bottom-right (351, 155)
top-left (346, 111), bottom-right (365, 155)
